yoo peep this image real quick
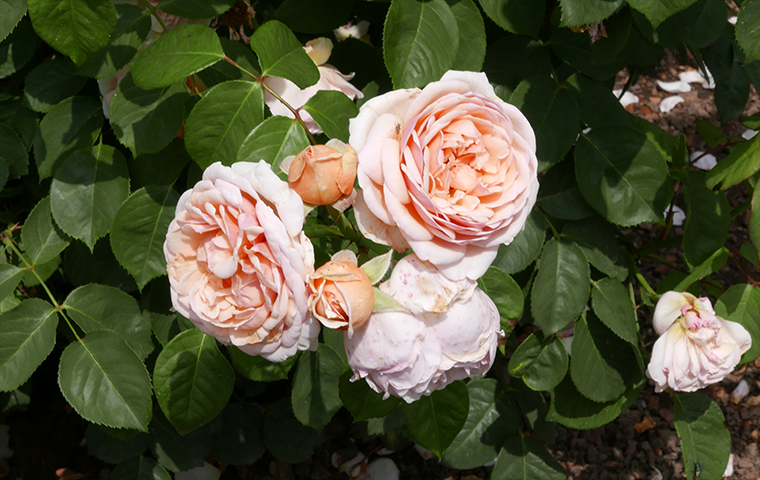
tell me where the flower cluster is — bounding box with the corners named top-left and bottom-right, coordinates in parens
top-left (164, 69), bottom-right (539, 401)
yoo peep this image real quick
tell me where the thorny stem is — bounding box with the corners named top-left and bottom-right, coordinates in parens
top-left (2, 230), bottom-right (81, 340)
top-left (223, 56), bottom-right (318, 145)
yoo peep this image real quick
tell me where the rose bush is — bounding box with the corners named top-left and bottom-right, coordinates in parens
top-left (345, 254), bottom-right (500, 402)
top-left (647, 291), bottom-right (752, 393)
top-left (349, 70), bottom-right (539, 281)
top-left (164, 161), bottom-right (319, 362)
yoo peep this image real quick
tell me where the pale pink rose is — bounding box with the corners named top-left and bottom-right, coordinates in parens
top-left (647, 291), bottom-right (752, 392)
top-left (264, 37), bottom-right (363, 135)
top-left (97, 66), bottom-right (130, 119)
top-left (345, 254), bottom-right (500, 402)
top-left (349, 70), bottom-right (539, 281)
top-left (164, 161), bottom-right (319, 362)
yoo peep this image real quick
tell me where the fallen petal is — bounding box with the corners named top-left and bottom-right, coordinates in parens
top-left (730, 379), bottom-right (749, 404)
top-left (664, 205), bottom-right (686, 226)
top-left (742, 129), bottom-right (758, 141)
top-left (366, 458), bottom-right (400, 480)
top-left (657, 80), bottom-right (691, 93)
top-left (175, 463), bottom-right (221, 480)
top-left (689, 151), bottom-right (717, 171)
top-left (725, 453), bottom-right (734, 477)
top-left (613, 89), bottom-right (639, 107)
top-left (659, 96), bottom-right (685, 113)
top-left (679, 71), bottom-right (706, 84)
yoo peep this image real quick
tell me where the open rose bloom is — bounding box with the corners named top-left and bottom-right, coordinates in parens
top-left (164, 161), bottom-right (319, 362)
top-left (349, 70), bottom-right (539, 280)
top-left (647, 291), bottom-right (751, 392)
top-left (345, 254), bottom-right (501, 402)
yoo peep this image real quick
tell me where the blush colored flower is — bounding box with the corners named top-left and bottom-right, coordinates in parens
top-left (349, 70), bottom-right (538, 281)
top-left (287, 139), bottom-right (357, 206)
top-left (164, 161), bottom-right (318, 362)
top-left (264, 37), bottom-right (363, 134)
top-left (647, 291), bottom-right (752, 392)
top-left (345, 254), bottom-right (500, 402)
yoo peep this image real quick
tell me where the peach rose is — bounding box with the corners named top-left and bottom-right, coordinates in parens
top-left (164, 161), bottom-right (319, 362)
top-left (264, 37), bottom-right (363, 134)
top-left (308, 253), bottom-right (374, 337)
top-left (349, 70), bottom-right (539, 280)
top-left (647, 291), bottom-right (752, 392)
top-left (287, 139), bottom-right (357, 206)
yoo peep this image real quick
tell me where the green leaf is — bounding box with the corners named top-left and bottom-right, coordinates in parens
top-left (558, 0), bottom-right (624, 27)
top-left (210, 402), bottom-right (266, 466)
top-left (263, 398), bottom-right (324, 464)
top-left (64, 239), bottom-right (137, 292)
top-left (131, 24), bottom-right (224, 90)
top-left (591, 278), bottom-right (638, 345)
top-left (575, 126), bottom-right (672, 226)
top-left (228, 345), bottom-right (298, 382)
top-left (478, 266), bottom-right (523, 328)
top-left (153, 329), bottom-right (235, 435)
top-left (86, 424), bottom-right (150, 464)
top-left (274, 0), bottom-right (355, 34)
top-left (0, 264), bottom-right (24, 302)
top-left (0, 0), bottom-right (26, 44)
top-left (447, 0), bottom-right (486, 72)
top-left (24, 59), bottom-right (86, 113)
top-left (752, 177), bottom-right (760, 260)
top-left (673, 392), bottom-right (731, 480)
top-left (492, 209), bottom-right (545, 275)
top-left (111, 456), bottom-right (172, 480)
top-left (237, 115), bottom-right (310, 171)
top-left (149, 409), bottom-right (209, 472)
top-left (550, 27), bottom-right (627, 81)
top-left (673, 247), bottom-right (729, 291)
top-left (715, 60), bottom-right (751, 125)
top-left (562, 218), bottom-right (628, 281)
top-left (683, 170), bottom-right (730, 269)
top-left (110, 73), bottom-right (190, 156)
top-left (50, 145), bottom-right (130, 251)
top-left (77, 4), bottom-right (152, 79)
top-left (508, 331), bottom-right (568, 391)
top-left (547, 372), bottom-right (644, 429)
top-left (157, 0), bottom-right (235, 19)
top-left (250, 20), bottom-right (319, 89)
top-left (110, 186), bottom-right (180, 290)
top-left (27, 0), bottom-right (116, 65)
top-left (0, 299), bottom-right (58, 392)
top-left (58, 330), bottom-right (153, 431)
top-left (537, 159), bottom-right (595, 219)
top-left (705, 135), bottom-right (760, 190)
top-left (737, 0), bottom-right (760, 64)
top-left (627, 0), bottom-right (698, 28)
top-left (714, 284), bottom-right (760, 365)
top-left (478, 0), bottom-right (545, 37)
top-left (565, 73), bottom-right (633, 129)
top-left (63, 284), bottom-right (153, 361)
top-left (185, 80), bottom-right (264, 169)
top-left (196, 38), bottom-right (261, 88)
top-left (483, 35), bottom-right (551, 98)
top-left (34, 96), bottom-right (103, 179)
top-left (402, 380), bottom-right (469, 458)
top-left (339, 370), bottom-right (401, 422)
top-left (302, 90), bottom-right (358, 143)
top-left (512, 381), bottom-right (555, 444)
top-left (22, 196), bottom-right (70, 266)
top-left (531, 238), bottom-right (590, 334)
top-left (291, 344), bottom-right (344, 430)
top-left (384, 0), bottom-right (459, 89)
top-left (0, 92), bottom-right (38, 150)
top-left (570, 312), bottom-right (631, 402)
top-left (129, 139), bottom-right (191, 189)
top-left (442, 378), bottom-right (519, 469)
top-left (0, 123), bottom-right (28, 179)
top-left (491, 433), bottom-right (566, 480)
top-left (510, 76), bottom-right (579, 172)
top-left (0, 17), bottom-right (37, 80)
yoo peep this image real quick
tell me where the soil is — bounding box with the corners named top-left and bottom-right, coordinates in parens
top-left (3, 52), bottom-right (760, 480)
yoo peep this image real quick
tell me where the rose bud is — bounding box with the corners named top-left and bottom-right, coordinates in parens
top-left (288, 139), bottom-right (358, 206)
top-left (309, 259), bottom-right (374, 337)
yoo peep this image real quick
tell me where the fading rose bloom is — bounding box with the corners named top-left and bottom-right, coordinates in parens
top-left (334, 20), bottom-right (370, 42)
top-left (345, 254), bottom-right (500, 402)
top-left (349, 70), bottom-right (539, 281)
top-left (287, 139), bottom-right (357, 206)
top-left (647, 291), bottom-right (751, 392)
top-left (264, 37), bottom-right (363, 134)
top-left (164, 161), bottom-right (319, 362)
top-left (308, 255), bottom-right (374, 337)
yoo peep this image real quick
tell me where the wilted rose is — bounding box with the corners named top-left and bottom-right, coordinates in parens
top-left (287, 139), bottom-right (357, 206)
top-left (345, 254), bottom-right (500, 402)
top-left (647, 291), bottom-right (752, 392)
top-left (264, 37), bottom-right (363, 134)
top-left (349, 70), bottom-right (539, 281)
top-left (164, 161), bottom-right (319, 362)
top-left (308, 255), bottom-right (374, 337)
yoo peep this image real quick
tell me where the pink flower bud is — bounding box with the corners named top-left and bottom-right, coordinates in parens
top-left (309, 260), bottom-right (374, 337)
top-left (288, 140), bottom-right (358, 206)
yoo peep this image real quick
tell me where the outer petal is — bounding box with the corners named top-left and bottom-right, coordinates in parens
top-left (718, 318), bottom-right (752, 355)
top-left (653, 291), bottom-right (690, 335)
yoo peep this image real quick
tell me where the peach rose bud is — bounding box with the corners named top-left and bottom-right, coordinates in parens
top-left (309, 256), bottom-right (374, 337)
top-left (288, 139), bottom-right (358, 206)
